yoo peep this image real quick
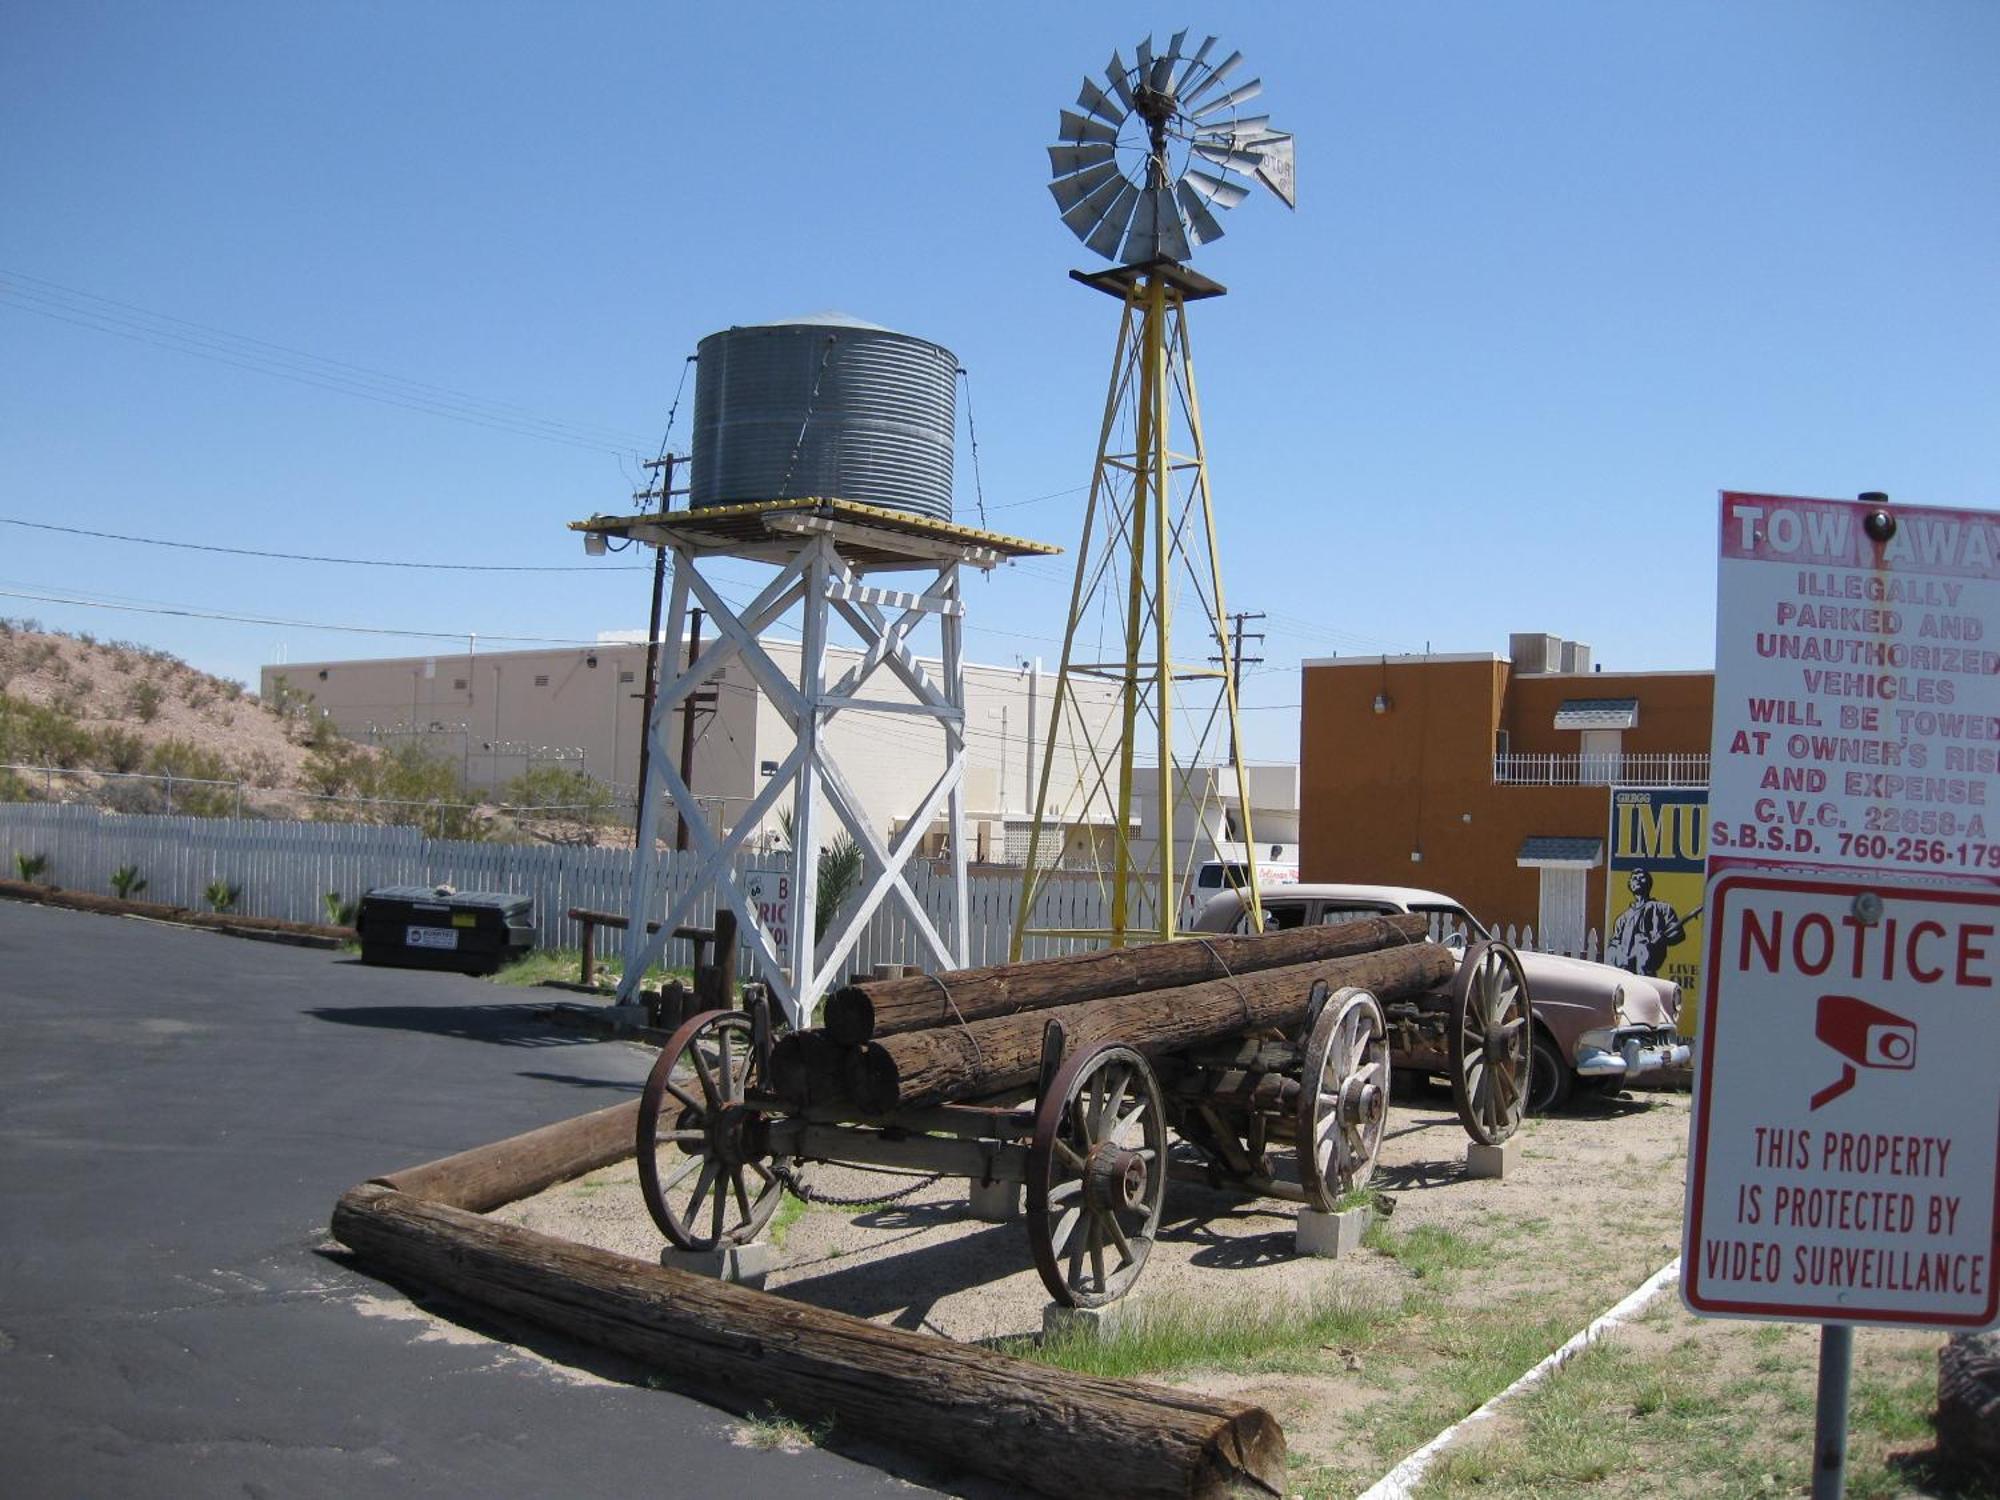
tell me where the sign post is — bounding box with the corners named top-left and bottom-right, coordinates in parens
top-left (1689, 491), bottom-right (2000, 1495)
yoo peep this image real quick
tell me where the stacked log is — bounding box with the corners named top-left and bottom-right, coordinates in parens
top-left (843, 939), bottom-right (1453, 1115)
top-left (822, 913), bottom-right (1427, 1044)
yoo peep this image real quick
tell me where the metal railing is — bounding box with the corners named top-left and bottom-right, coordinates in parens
top-left (1493, 752), bottom-right (1709, 788)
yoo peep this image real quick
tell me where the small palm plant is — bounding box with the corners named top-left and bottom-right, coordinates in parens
top-left (775, 807), bottom-right (864, 942)
top-left (109, 864), bottom-right (147, 899)
top-left (14, 851), bottom-right (49, 884)
top-left (204, 879), bottom-right (242, 914)
top-left (323, 890), bottom-right (359, 926)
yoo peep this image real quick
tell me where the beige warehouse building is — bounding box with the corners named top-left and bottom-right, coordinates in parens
top-left (262, 634), bottom-right (1127, 858)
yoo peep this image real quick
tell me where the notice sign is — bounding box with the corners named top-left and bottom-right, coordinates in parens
top-left (1709, 492), bottom-right (2000, 886)
top-left (1683, 874), bottom-right (2000, 1327)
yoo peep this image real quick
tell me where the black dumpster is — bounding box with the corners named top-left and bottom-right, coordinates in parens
top-left (356, 885), bottom-right (535, 975)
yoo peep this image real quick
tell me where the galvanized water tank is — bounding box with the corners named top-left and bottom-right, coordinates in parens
top-left (690, 314), bottom-right (957, 521)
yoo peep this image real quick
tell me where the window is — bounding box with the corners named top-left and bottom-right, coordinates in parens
top-left (452, 678), bottom-right (467, 691)
top-left (619, 671), bottom-right (635, 684)
top-left (534, 675), bottom-right (550, 688)
top-left (1318, 903), bottom-right (1395, 926)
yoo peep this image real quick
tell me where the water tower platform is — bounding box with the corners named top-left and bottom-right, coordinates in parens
top-left (572, 499), bottom-right (1057, 1027)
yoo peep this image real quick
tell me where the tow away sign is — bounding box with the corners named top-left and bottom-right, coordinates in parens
top-left (1683, 874), bottom-right (2000, 1327)
top-left (1707, 492), bottom-right (2000, 887)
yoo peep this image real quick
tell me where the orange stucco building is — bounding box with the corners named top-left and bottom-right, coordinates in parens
top-left (1299, 636), bottom-right (1713, 952)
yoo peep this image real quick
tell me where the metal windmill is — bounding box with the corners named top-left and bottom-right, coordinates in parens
top-left (1014, 32), bottom-right (1295, 956)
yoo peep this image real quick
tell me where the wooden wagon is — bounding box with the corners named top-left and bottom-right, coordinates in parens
top-left (634, 917), bottom-right (1533, 1308)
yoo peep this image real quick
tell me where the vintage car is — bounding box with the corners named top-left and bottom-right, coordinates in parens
top-left (1188, 882), bottom-right (1689, 1113)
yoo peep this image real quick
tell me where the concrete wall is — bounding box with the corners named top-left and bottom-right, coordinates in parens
top-left (262, 638), bottom-right (1124, 850)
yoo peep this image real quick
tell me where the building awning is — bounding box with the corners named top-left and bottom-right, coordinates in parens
top-left (1517, 836), bottom-right (1605, 869)
top-left (1554, 698), bottom-right (1639, 731)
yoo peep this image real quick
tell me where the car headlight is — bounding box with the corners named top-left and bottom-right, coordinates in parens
top-left (1611, 983), bottom-right (1630, 1029)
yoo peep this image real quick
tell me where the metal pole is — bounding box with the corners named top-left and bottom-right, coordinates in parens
top-left (1811, 1324), bottom-right (1853, 1499)
top-left (675, 607), bottom-right (704, 851)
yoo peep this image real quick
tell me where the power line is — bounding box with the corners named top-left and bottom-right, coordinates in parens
top-left (0, 270), bottom-right (656, 456)
top-left (0, 517), bottom-right (652, 573)
top-left (0, 586), bottom-right (600, 646)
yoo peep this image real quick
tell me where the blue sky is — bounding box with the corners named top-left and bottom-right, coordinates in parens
top-left (3, 2), bottom-right (1996, 764)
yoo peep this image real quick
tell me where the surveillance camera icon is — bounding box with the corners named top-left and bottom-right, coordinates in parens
top-left (1810, 994), bottom-right (1917, 1111)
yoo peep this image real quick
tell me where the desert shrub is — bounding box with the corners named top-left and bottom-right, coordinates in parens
top-left (109, 864), bottom-right (147, 899)
top-left (0, 691), bottom-right (93, 768)
top-left (323, 891), bottom-right (360, 926)
top-left (14, 851), bottom-right (49, 883)
top-left (236, 749), bottom-right (285, 789)
top-left (126, 680), bottom-right (165, 723)
top-left (500, 765), bottom-right (617, 822)
top-left (186, 683), bottom-right (213, 711)
top-left (99, 779), bottom-right (164, 815)
top-left (92, 727), bottom-right (148, 774)
top-left (303, 712), bottom-right (341, 752)
top-left (147, 738), bottom-right (237, 817)
top-left (302, 740), bottom-right (367, 797)
top-left (203, 879), bottom-right (241, 913)
top-left (0, 767), bottom-right (34, 803)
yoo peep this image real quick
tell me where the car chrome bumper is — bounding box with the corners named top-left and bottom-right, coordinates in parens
top-left (1575, 1029), bottom-right (1691, 1079)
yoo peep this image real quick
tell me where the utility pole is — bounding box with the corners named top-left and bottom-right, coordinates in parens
top-left (634, 455), bottom-right (675, 841)
top-left (1216, 611), bottom-right (1265, 767)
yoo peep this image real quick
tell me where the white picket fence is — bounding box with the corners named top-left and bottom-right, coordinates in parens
top-left (0, 802), bottom-right (1603, 976)
top-left (0, 802), bottom-right (1128, 975)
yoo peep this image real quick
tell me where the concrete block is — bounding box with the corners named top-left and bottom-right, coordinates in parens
top-left (660, 1240), bottom-right (777, 1289)
top-left (1295, 1204), bottom-right (1373, 1258)
top-left (1043, 1296), bottom-right (1144, 1341)
top-left (1466, 1137), bottom-right (1521, 1180)
top-left (967, 1177), bottom-right (1021, 1222)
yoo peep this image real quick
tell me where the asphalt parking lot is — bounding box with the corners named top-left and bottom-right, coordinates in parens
top-left (0, 900), bottom-right (918, 1498)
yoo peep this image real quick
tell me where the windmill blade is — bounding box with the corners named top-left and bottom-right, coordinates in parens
top-left (1076, 75), bottom-right (1125, 125)
top-left (1149, 32), bottom-right (1181, 93)
top-left (1135, 35), bottom-right (1154, 77)
top-left (1251, 131), bottom-right (1297, 208)
top-left (1103, 50), bottom-right (1134, 109)
top-left (1151, 185), bottom-right (1192, 261)
top-left (1194, 114), bottom-right (1269, 143)
top-left (1059, 168), bottom-right (1131, 240)
top-left (1048, 142), bottom-right (1117, 180)
top-left (1191, 139), bottom-right (1269, 176)
top-left (1059, 108), bottom-right (1120, 146)
top-left (1085, 180), bottom-right (1140, 259)
top-left (1049, 158), bottom-right (1122, 214)
top-left (1184, 167), bottom-right (1251, 210)
top-left (1191, 77), bottom-right (1264, 119)
top-left (1175, 179), bottom-right (1228, 246)
top-left (1174, 34), bottom-right (1218, 94)
top-left (1120, 184), bottom-right (1161, 263)
top-left (1180, 48), bottom-right (1243, 110)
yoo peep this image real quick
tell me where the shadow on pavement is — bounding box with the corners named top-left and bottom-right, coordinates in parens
top-left (513, 1070), bottom-right (643, 1095)
top-left (304, 1002), bottom-right (600, 1048)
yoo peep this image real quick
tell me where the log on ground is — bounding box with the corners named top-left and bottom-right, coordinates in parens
top-left (372, 1098), bottom-right (640, 1213)
top-left (850, 942), bottom-right (1455, 1114)
top-left (332, 1183), bottom-right (1284, 1500)
top-left (823, 913), bottom-right (1428, 1045)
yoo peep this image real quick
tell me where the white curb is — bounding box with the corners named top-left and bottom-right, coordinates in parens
top-left (1357, 1257), bottom-right (1683, 1500)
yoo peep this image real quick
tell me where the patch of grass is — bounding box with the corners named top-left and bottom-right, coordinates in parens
top-left (1408, 1314), bottom-right (1953, 1500)
top-left (767, 1191), bottom-right (809, 1248)
top-left (481, 948), bottom-right (690, 991)
top-left (734, 1405), bottom-right (832, 1452)
top-left (1000, 1288), bottom-right (1400, 1382)
top-left (1361, 1221), bottom-right (1492, 1284)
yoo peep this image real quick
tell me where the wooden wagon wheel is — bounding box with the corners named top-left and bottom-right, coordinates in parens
top-left (1447, 942), bottom-right (1532, 1147)
top-left (1296, 987), bottom-right (1390, 1209)
top-left (1027, 1042), bottom-right (1167, 1308)
top-left (636, 1008), bottom-right (790, 1251)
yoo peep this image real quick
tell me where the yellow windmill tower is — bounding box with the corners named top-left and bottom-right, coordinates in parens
top-left (1013, 32), bottom-right (1296, 956)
